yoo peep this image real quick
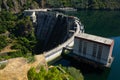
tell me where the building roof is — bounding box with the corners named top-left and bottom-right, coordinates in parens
top-left (75, 33), bottom-right (114, 45)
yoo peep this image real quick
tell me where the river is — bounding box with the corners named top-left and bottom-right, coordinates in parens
top-left (52, 11), bottom-right (120, 80)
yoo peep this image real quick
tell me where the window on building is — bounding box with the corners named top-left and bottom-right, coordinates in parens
top-left (97, 45), bottom-right (103, 60)
top-left (79, 39), bottom-right (83, 53)
top-left (92, 43), bottom-right (97, 57)
top-left (83, 41), bottom-right (87, 55)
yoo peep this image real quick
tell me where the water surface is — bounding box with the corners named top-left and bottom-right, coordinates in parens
top-left (66, 10), bottom-right (120, 37)
top-left (108, 37), bottom-right (120, 80)
top-left (53, 11), bottom-right (120, 80)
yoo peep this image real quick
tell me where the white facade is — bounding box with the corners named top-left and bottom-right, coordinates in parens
top-left (23, 9), bottom-right (47, 23)
top-left (30, 12), bottom-right (36, 23)
top-left (73, 33), bottom-right (114, 65)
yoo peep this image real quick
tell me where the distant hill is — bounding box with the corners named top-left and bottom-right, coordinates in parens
top-left (46, 0), bottom-right (120, 10)
top-left (0, 0), bottom-right (120, 13)
top-left (0, 0), bottom-right (40, 13)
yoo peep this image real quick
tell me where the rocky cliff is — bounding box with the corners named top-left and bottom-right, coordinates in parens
top-left (0, 0), bottom-right (40, 13)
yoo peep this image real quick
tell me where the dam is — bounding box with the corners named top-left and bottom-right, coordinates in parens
top-left (24, 9), bottom-right (114, 68)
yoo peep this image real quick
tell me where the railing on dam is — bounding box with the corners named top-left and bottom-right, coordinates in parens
top-left (44, 18), bottom-right (81, 61)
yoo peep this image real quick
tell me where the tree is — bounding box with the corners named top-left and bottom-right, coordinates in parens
top-left (0, 36), bottom-right (8, 51)
top-left (66, 67), bottom-right (84, 80)
top-left (27, 66), bottom-right (77, 80)
top-left (15, 17), bottom-right (33, 37)
top-left (0, 10), bottom-right (17, 21)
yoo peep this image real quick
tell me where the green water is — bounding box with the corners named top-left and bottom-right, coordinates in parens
top-left (53, 11), bottom-right (120, 80)
top-left (67, 10), bottom-right (120, 37)
top-left (65, 11), bottom-right (120, 80)
top-left (108, 37), bottom-right (120, 80)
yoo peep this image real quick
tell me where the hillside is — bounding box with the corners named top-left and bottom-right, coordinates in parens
top-left (0, 0), bottom-right (40, 13)
top-left (0, 55), bottom-right (47, 80)
top-left (0, 0), bottom-right (119, 80)
top-left (46, 0), bottom-right (120, 10)
top-left (0, 0), bottom-right (120, 13)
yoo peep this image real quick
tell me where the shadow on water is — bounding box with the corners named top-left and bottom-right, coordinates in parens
top-left (73, 59), bottom-right (110, 80)
top-left (50, 55), bottom-right (110, 80)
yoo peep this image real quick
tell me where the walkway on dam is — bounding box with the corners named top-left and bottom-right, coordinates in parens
top-left (44, 19), bottom-right (81, 62)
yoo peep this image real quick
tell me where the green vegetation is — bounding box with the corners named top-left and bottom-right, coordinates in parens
top-left (0, 62), bottom-right (7, 70)
top-left (0, 0), bottom-right (39, 12)
top-left (27, 56), bottom-right (36, 63)
top-left (0, 1), bottom-right (118, 79)
top-left (0, 11), bottom-right (37, 60)
top-left (46, 0), bottom-right (71, 8)
top-left (0, 11), bottom-right (16, 34)
top-left (27, 66), bottom-right (84, 80)
top-left (0, 36), bottom-right (8, 51)
top-left (0, 0), bottom-right (120, 12)
top-left (63, 66), bottom-right (84, 80)
top-left (46, 0), bottom-right (120, 10)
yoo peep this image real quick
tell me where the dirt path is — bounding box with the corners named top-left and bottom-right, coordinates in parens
top-left (0, 55), bottom-right (47, 80)
top-left (0, 43), bottom-right (16, 55)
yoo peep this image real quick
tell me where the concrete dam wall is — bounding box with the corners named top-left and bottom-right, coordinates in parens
top-left (45, 19), bottom-right (81, 62)
top-left (36, 12), bottom-right (77, 52)
top-left (24, 10), bottom-right (82, 62)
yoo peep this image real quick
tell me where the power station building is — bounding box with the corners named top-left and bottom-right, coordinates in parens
top-left (73, 33), bottom-right (114, 67)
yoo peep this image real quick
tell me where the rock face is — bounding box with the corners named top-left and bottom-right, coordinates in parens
top-left (35, 12), bottom-right (75, 51)
top-left (0, 0), bottom-right (39, 13)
